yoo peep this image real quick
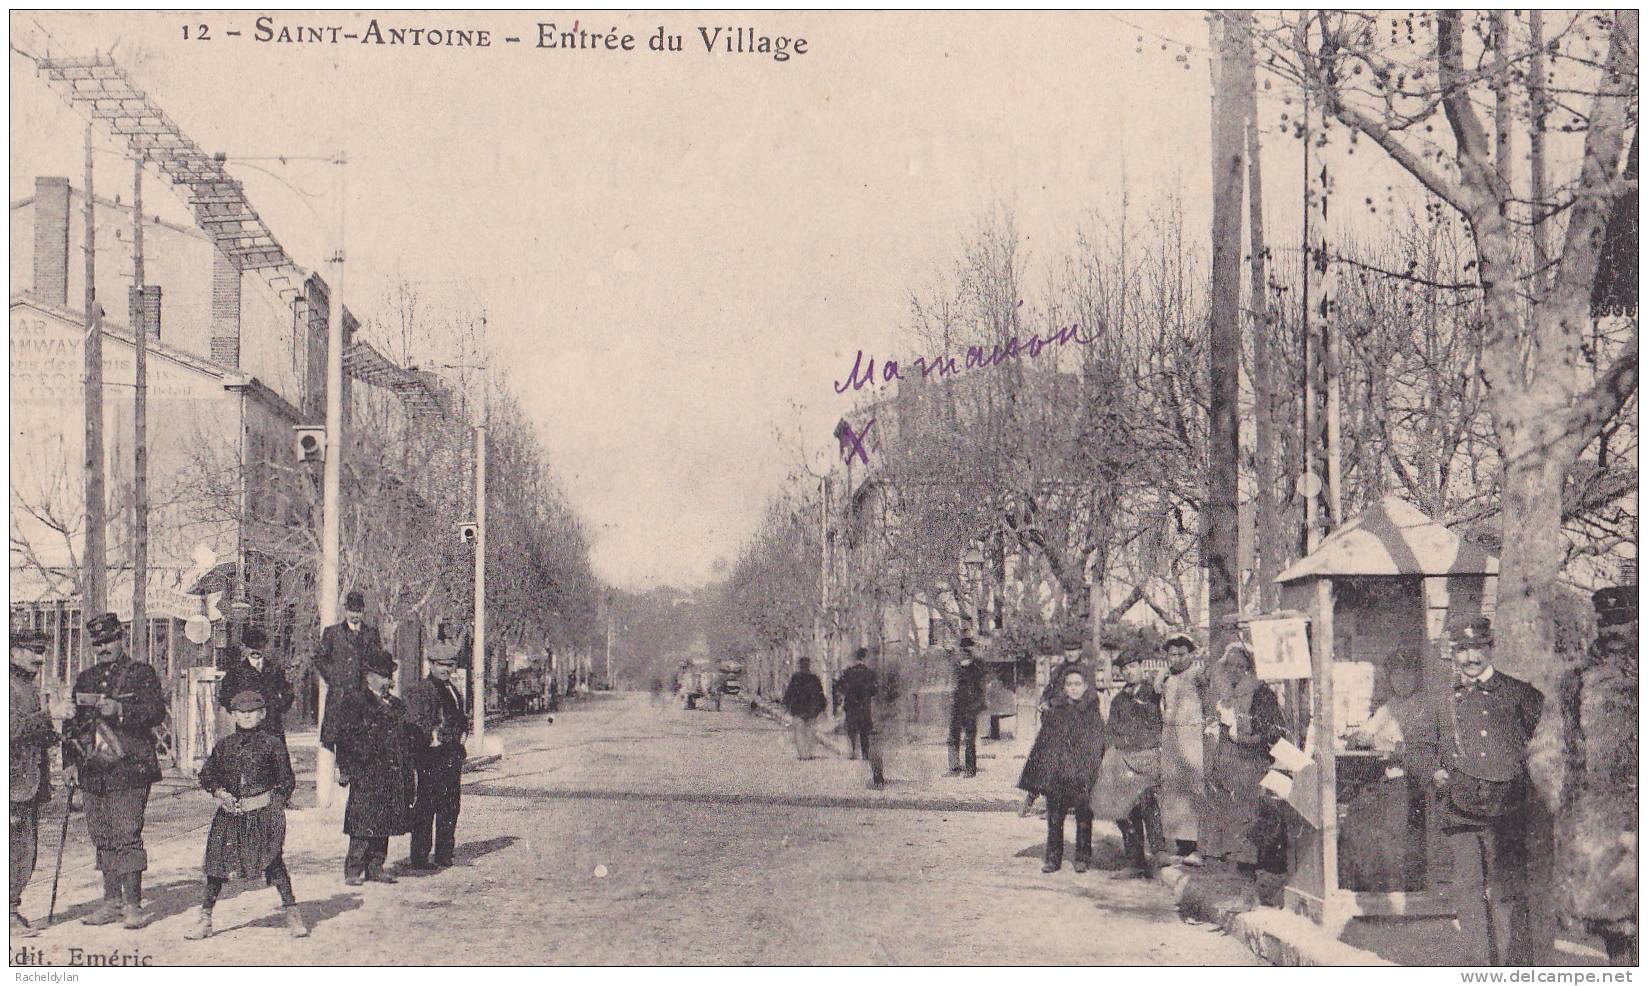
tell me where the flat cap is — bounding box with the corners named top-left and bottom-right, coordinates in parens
top-left (229, 690), bottom-right (266, 712)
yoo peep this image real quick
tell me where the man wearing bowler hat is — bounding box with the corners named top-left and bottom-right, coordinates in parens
top-left (947, 638), bottom-right (987, 777)
top-left (1434, 615), bottom-right (1543, 965)
top-left (217, 627), bottom-right (295, 741)
top-left (323, 647), bottom-right (424, 885)
top-left (404, 649), bottom-right (470, 869)
top-left (10, 628), bottom-right (60, 936)
top-left (315, 590), bottom-right (383, 749)
top-left (62, 612), bottom-right (167, 929)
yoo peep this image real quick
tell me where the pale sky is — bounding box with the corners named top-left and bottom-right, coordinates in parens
top-left (9, 10), bottom-right (1317, 590)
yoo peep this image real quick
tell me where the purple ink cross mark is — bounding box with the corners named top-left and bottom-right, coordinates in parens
top-left (838, 418), bottom-right (875, 466)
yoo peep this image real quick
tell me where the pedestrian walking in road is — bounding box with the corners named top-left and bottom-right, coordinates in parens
top-left (1026, 668), bottom-right (1106, 873)
top-left (1435, 617), bottom-right (1543, 966)
top-left (405, 650), bottom-right (470, 870)
top-left (182, 690), bottom-right (308, 941)
top-left (10, 628), bottom-right (60, 937)
top-left (947, 639), bottom-right (987, 777)
top-left (1203, 642), bottom-right (1290, 884)
top-left (1091, 649), bottom-right (1164, 878)
top-left (1158, 632), bottom-right (1209, 866)
top-left (315, 591), bottom-right (382, 746)
top-left (216, 628), bottom-right (295, 743)
top-left (781, 658), bottom-right (827, 760)
top-left (322, 648), bottom-right (425, 885)
top-left (61, 612), bottom-right (167, 929)
top-left (836, 648), bottom-right (878, 773)
top-left (1023, 643), bottom-right (1093, 815)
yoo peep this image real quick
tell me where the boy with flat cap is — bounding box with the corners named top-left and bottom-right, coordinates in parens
top-left (1434, 616), bottom-right (1543, 965)
top-left (404, 649), bottom-right (470, 869)
top-left (184, 690), bottom-right (307, 940)
top-left (62, 612), bottom-right (167, 929)
top-left (10, 628), bottom-right (60, 936)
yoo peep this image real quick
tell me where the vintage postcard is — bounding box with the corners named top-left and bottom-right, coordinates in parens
top-left (7, 9), bottom-right (1638, 974)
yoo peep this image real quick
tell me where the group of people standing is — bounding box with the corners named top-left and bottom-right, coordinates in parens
top-left (6, 589), bottom-right (472, 943)
top-left (1018, 632), bottom-right (1290, 880)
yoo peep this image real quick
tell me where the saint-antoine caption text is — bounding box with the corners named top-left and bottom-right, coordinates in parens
top-left (177, 16), bottom-right (809, 62)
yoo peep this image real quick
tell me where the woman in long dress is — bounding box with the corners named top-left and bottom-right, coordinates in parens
top-left (1204, 642), bottom-right (1290, 876)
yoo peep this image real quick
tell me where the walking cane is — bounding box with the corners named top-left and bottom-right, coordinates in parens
top-left (46, 779), bottom-right (78, 926)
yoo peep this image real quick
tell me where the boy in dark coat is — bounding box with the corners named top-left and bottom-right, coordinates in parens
top-left (1026, 668), bottom-right (1106, 872)
top-left (183, 691), bottom-right (306, 940)
top-left (322, 648), bottom-right (425, 885)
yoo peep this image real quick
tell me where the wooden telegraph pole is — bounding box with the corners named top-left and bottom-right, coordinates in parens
top-left (1206, 11), bottom-right (1250, 655)
top-left (83, 124), bottom-right (108, 633)
top-left (131, 155), bottom-right (149, 664)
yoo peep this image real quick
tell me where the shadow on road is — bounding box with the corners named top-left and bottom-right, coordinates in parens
top-left (465, 783), bottom-right (1022, 814)
top-left (213, 891), bottom-right (364, 935)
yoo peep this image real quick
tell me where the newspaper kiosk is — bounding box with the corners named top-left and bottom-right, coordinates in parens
top-left (1272, 496), bottom-right (1497, 933)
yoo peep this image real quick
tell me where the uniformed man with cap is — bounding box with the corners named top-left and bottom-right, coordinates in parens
top-left (404, 648), bottom-right (470, 869)
top-left (10, 628), bottom-right (60, 936)
top-left (62, 612), bottom-right (168, 929)
top-left (1434, 615), bottom-right (1544, 965)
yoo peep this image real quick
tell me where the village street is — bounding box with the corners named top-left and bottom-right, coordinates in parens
top-left (14, 693), bottom-right (1253, 966)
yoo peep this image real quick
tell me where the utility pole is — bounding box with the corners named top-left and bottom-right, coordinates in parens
top-left (315, 151), bottom-right (347, 809)
top-left (131, 155), bottom-right (148, 665)
top-left (82, 124), bottom-right (108, 636)
top-left (818, 475), bottom-right (829, 673)
top-left (1206, 11), bottom-right (1249, 656)
top-left (470, 328), bottom-right (489, 751)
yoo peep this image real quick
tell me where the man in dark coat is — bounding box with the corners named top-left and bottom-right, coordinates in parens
top-left (835, 648), bottom-right (878, 762)
top-left (947, 639), bottom-right (987, 777)
top-left (314, 590), bottom-right (381, 737)
top-left (1434, 616), bottom-right (1544, 966)
top-left (781, 658), bottom-right (827, 760)
top-left (10, 629), bottom-right (59, 936)
top-left (62, 612), bottom-right (167, 929)
top-left (404, 650), bottom-right (470, 870)
top-left (216, 628), bottom-right (294, 740)
top-left (323, 648), bottom-right (424, 885)
top-left (1102, 649), bottom-right (1165, 877)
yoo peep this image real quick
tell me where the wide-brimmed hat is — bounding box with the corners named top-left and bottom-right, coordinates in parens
top-left (229, 690), bottom-right (266, 712)
top-left (86, 612), bottom-right (122, 647)
top-left (1162, 631), bottom-right (1198, 652)
top-left (1449, 616), bottom-right (1494, 648)
top-left (241, 627), bottom-right (269, 650)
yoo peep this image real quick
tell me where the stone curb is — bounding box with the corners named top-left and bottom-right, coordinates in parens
top-left (1156, 865), bottom-right (1392, 966)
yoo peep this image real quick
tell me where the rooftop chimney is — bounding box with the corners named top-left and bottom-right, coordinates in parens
top-left (32, 177), bottom-right (71, 305)
top-left (209, 248), bottom-right (240, 367)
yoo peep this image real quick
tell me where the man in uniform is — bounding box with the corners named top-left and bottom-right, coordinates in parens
top-left (216, 628), bottom-right (295, 742)
top-left (404, 650), bottom-right (469, 870)
top-left (62, 612), bottom-right (167, 929)
top-left (315, 591), bottom-right (382, 742)
top-left (1433, 616), bottom-right (1543, 965)
top-left (10, 629), bottom-right (59, 936)
top-left (947, 638), bottom-right (987, 777)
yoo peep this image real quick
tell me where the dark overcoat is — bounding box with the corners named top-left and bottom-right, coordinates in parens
top-left (217, 658), bottom-right (296, 734)
top-left (327, 688), bottom-right (425, 837)
top-left (10, 669), bottom-right (57, 805)
top-left (63, 657), bottom-right (167, 793)
top-left (1018, 690), bottom-right (1106, 802)
top-left (198, 728), bottom-right (294, 879)
top-left (951, 660), bottom-right (988, 722)
top-left (313, 621), bottom-right (383, 692)
top-left (835, 663), bottom-right (878, 727)
top-left (782, 672), bottom-right (827, 720)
